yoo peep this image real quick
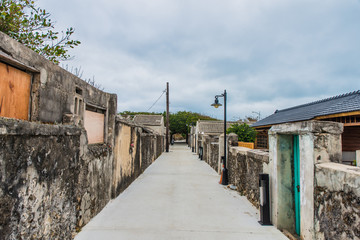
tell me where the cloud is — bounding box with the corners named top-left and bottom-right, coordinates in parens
top-left (37, 0), bottom-right (360, 120)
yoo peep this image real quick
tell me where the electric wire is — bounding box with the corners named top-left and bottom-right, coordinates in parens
top-left (146, 89), bottom-right (166, 112)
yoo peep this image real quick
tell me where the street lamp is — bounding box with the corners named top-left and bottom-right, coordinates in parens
top-left (211, 90), bottom-right (228, 185)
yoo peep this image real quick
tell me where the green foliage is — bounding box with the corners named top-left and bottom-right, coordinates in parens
top-left (226, 123), bottom-right (257, 143)
top-left (0, 0), bottom-right (80, 64)
top-left (169, 111), bottom-right (217, 135)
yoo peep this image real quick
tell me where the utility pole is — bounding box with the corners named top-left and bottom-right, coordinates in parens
top-left (166, 82), bottom-right (170, 152)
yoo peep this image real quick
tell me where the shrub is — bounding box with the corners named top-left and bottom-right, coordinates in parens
top-left (227, 123), bottom-right (257, 143)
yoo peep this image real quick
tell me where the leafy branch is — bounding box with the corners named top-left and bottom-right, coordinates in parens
top-left (0, 0), bottom-right (80, 64)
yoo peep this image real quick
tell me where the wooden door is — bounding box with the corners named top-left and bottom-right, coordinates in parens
top-left (0, 62), bottom-right (31, 120)
top-left (84, 109), bottom-right (105, 144)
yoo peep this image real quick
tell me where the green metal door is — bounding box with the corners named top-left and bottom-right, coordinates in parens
top-left (293, 135), bottom-right (301, 235)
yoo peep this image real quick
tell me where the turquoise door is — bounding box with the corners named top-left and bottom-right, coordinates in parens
top-left (293, 135), bottom-right (301, 235)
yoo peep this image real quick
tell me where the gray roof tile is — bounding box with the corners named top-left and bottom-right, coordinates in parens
top-left (252, 90), bottom-right (360, 127)
top-left (133, 115), bottom-right (163, 126)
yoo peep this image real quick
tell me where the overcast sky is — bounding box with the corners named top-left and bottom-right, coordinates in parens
top-left (37, 0), bottom-right (360, 120)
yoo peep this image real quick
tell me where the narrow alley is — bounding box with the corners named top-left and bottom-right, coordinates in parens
top-left (75, 142), bottom-right (287, 240)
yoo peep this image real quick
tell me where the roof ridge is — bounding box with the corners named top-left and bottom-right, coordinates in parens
top-left (276, 90), bottom-right (360, 113)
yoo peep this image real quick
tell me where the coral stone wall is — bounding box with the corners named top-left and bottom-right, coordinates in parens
top-left (315, 163), bottom-right (360, 240)
top-left (228, 147), bottom-right (269, 208)
top-left (209, 142), bottom-right (219, 172)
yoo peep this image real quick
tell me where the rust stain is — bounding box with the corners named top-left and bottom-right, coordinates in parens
top-left (9, 81), bottom-right (14, 91)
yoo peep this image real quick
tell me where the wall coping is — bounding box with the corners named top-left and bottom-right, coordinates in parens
top-left (269, 120), bottom-right (343, 135)
top-left (229, 146), bottom-right (269, 163)
top-left (116, 116), bottom-right (163, 136)
top-left (316, 162), bottom-right (360, 195)
top-left (0, 117), bottom-right (81, 136)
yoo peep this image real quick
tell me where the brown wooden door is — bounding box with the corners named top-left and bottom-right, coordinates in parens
top-left (0, 62), bottom-right (31, 120)
top-left (84, 109), bottom-right (105, 144)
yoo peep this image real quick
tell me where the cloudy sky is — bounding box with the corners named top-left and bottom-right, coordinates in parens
top-left (37, 0), bottom-right (360, 120)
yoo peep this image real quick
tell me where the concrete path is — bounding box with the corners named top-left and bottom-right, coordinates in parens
top-left (75, 143), bottom-right (287, 240)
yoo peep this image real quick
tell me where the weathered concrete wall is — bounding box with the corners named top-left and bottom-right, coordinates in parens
top-left (228, 147), bottom-right (269, 208)
top-left (0, 117), bottom-right (163, 239)
top-left (314, 162), bottom-right (360, 240)
top-left (0, 118), bottom-right (101, 239)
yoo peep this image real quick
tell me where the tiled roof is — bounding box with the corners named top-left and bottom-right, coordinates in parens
top-left (252, 90), bottom-right (360, 128)
top-left (197, 120), bottom-right (237, 134)
top-left (133, 115), bottom-right (163, 126)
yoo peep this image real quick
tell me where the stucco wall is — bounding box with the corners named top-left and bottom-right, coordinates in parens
top-left (112, 118), bottom-right (164, 197)
top-left (314, 162), bottom-right (360, 240)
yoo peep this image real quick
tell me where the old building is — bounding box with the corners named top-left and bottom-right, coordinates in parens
top-left (252, 90), bottom-right (360, 165)
top-left (133, 114), bottom-right (165, 135)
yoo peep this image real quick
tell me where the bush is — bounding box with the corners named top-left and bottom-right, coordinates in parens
top-left (227, 123), bottom-right (257, 143)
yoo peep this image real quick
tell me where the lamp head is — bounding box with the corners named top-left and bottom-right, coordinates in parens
top-left (211, 96), bottom-right (222, 108)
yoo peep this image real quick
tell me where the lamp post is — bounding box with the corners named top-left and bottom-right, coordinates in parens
top-left (211, 89), bottom-right (228, 185)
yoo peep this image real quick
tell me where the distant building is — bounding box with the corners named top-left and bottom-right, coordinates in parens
top-left (252, 90), bottom-right (360, 164)
top-left (189, 120), bottom-right (238, 152)
top-left (133, 115), bottom-right (165, 135)
top-left (195, 120), bottom-right (235, 135)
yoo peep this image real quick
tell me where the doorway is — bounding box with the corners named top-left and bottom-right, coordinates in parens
top-left (293, 135), bottom-right (301, 235)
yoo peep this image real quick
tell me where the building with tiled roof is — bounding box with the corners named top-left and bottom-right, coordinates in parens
top-left (133, 115), bottom-right (165, 135)
top-left (253, 90), bottom-right (360, 128)
top-left (196, 120), bottom-right (235, 134)
top-left (252, 90), bottom-right (360, 165)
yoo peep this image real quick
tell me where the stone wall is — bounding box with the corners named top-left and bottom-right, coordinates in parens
top-left (202, 135), bottom-right (210, 161)
top-left (0, 118), bottom-right (163, 240)
top-left (228, 147), bottom-right (269, 208)
top-left (314, 162), bottom-right (360, 240)
top-left (208, 142), bottom-right (219, 172)
top-left (0, 119), bottom-right (90, 239)
top-left (199, 133), bottom-right (267, 207)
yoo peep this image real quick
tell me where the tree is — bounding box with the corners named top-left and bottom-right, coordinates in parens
top-left (0, 0), bottom-right (80, 64)
top-left (226, 123), bottom-right (257, 143)
top-left (169, 111), bottom-right (217, 137)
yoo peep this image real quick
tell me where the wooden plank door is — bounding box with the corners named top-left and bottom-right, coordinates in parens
top-left (0, 62), bottom-right (31, 120)
top-left (84, 109), bottom-right (105, 144)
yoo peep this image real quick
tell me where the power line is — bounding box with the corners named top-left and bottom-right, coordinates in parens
top-left (146, 89), bottom-right (166, 112)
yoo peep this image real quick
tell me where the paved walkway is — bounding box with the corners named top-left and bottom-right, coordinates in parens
top-left (75, 143), bottom-right (287, 240)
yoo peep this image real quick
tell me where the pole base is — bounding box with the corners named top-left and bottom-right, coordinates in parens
top-left (258, 221), bottom-right (272, 226)
top-left (220, 168), bottom-right (228, 185)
